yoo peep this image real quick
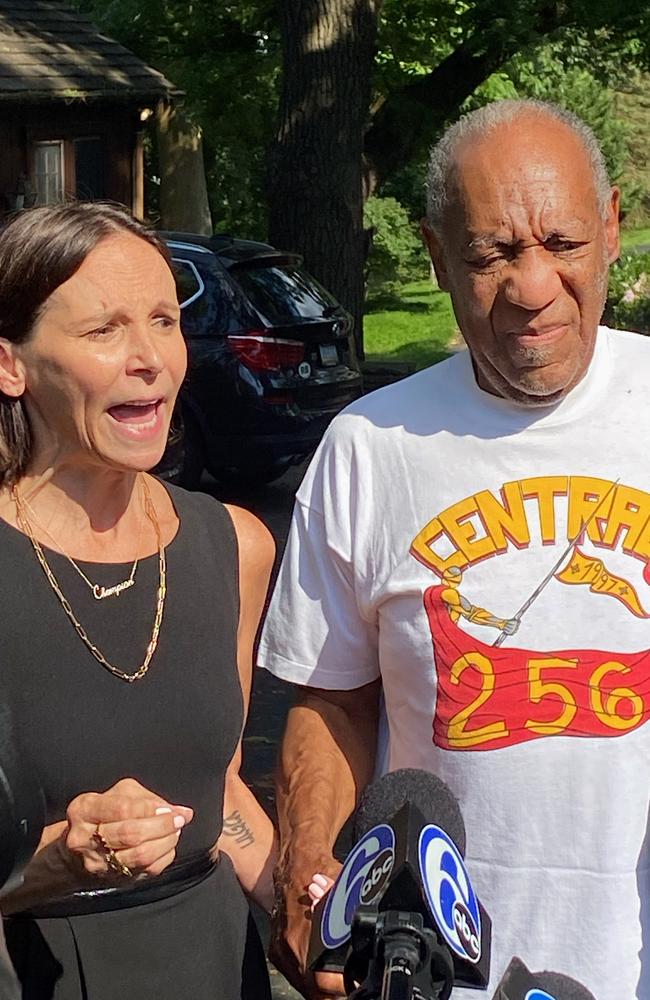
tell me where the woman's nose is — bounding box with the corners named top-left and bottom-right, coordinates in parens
top-left (126, 327), bottom-right (164, 378)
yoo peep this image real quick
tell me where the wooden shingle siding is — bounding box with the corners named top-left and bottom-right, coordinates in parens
top-left (0, 0), bottom-right (178, 101)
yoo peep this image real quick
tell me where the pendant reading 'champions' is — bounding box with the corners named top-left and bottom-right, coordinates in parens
top-left (92, 579), bottom-right (135, 600)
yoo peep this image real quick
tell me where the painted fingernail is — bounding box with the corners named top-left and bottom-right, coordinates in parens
top-left (309, 883), bottom-right (325, 900)
top-left (155, 807), bottom-right (172, 815)
top-left (173, 815), bottom-right (186, 830)
top-left (312, 873), bottom-right (329, 888)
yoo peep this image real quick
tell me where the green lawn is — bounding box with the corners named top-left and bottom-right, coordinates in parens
top-left (363, 279), bottom-right (458, 370)
top-left (620, 226), bottom-right (650, 250)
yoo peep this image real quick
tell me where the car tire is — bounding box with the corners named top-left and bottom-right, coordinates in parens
top-left (178, 412), bottom-right (206, 490)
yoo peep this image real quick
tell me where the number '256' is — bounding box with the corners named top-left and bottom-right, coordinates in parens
top-left (445, 654), bottom-right (644, 749)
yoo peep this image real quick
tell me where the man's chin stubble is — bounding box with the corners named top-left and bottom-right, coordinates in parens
top-left (475, 354), bottom-right (575, 407)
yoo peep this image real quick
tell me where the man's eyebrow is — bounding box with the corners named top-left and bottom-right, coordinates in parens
top-left (466, 235), bottom-right (513, 251)
top-left (467, 222), bottom-right (589, 252)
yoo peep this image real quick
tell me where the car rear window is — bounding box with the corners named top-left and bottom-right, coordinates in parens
top-left (173, 259), bottom-right (204, 308)
top-left (233, 264), bottom-right (341, 326)
top-left (172, 256), bottom-right (255, 336)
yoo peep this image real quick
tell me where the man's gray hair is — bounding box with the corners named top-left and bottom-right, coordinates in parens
top-left (425, 99), bottom-right (612, 231)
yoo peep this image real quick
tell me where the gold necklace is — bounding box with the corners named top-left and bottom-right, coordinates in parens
top-left (17, 483), bottom-right (146, 600)
top-left (12, 478), bottom-right (166, 683)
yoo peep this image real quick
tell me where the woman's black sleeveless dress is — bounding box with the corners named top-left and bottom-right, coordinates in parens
top-left (1, 485), bottom-right (271, 1000)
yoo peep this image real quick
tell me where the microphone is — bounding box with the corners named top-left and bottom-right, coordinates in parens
top-left (491, 956), bottom-right (597, 1000)
top-left (308, 768), bottom-right (491, 999)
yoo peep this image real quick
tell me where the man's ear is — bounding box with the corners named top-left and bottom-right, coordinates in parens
top-left (0, 340), bottom-right (26, 399)
top-left (605, 186), bottom-right (621, 265)
top-left (420, 218), bottom-right (451, 291)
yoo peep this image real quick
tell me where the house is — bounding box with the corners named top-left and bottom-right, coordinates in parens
top-left (0, 0), bottom-right (179, 216)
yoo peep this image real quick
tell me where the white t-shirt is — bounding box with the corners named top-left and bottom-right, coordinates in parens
top-left (259, 327), bottom-right (650, 1000)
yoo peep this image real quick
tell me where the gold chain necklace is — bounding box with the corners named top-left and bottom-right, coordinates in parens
top-left (12, 478), bottom-right (167, 683)
top-left (17, 484), bottom-right (145, 600)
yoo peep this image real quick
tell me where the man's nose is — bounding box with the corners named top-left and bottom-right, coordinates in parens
top-left (502, 246), bottom-right (563, 312)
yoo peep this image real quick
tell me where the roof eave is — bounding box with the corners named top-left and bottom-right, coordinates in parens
top-left (0, 87), bottom-right (184, 104)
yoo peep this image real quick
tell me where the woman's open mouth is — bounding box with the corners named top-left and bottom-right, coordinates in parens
top-left (106, 398), bottom-right (165, 439)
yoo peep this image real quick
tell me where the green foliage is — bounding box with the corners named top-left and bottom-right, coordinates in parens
top-left (613, 72), bottom-right (650, 228)
top-left (604, 252), bottom-right (650, 335)
top-left (364, 196), bottom-right (427, 295)
top-left (74, 0), bottom-right (279, 237)
top-left (73, 0), bottom-right (650, 243)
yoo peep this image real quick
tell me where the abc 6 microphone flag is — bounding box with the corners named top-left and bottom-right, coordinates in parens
top-left (308, 769), bottom-right (491, 992)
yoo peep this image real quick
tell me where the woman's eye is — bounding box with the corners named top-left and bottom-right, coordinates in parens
top-left (87, 325), bottom-right (115, 339)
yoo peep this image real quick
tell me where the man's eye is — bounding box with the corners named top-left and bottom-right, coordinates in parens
top-left (545, 238), bottom-right (583, 253)
top-left (467, 255), bottom-right (505, 271)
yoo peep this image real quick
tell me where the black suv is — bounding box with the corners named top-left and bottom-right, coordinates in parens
top-left (162, 233), bottom-right (362, 487)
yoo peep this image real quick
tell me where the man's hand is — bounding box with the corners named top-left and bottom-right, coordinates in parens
top-left (500, 618), bottom-right (520, 635)
top-left (270, 857), bottom-right (344, 999)
top-left (65, 778), bottom-right (193, 879)
top-left (271, 680), bottom-right (380, 998)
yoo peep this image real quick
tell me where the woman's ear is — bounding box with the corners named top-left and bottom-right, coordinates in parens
top-left (0, 340), bottom-right (26, 399)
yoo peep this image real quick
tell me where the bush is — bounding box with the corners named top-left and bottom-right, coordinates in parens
top-left (364, 196), bottom-right (427, 296)
top-left (604, 252), bottom-right (650, 335)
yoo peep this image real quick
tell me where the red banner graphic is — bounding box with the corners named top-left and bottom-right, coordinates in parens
top-left (423, 585), bottom-right (650, 752)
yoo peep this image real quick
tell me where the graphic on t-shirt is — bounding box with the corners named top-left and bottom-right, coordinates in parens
top-left (410, 475), bottom-right (650, 751)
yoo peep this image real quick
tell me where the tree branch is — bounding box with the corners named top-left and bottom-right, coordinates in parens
top-left (364, 3), bottom-right (570, 187)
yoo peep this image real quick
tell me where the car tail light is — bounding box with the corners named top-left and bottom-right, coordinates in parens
top-left (227, 331), bottom-right (305, 372)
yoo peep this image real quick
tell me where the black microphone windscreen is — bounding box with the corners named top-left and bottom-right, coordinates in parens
top-left (353, 768), bottom-right (466, 855)
top-left (533, 971), bottom-right (597, 1000)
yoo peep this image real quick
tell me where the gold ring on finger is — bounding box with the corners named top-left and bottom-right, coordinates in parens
top-left (92, 829), bottom-right (134, 878)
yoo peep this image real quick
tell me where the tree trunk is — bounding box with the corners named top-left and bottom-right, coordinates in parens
top-left (156, 101), bottom-right (213, 234)
top-left (268, 0), bottom-right (381, 356)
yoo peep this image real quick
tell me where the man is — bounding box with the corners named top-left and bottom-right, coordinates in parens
top-left (259, 100), bottom-right (650, 999)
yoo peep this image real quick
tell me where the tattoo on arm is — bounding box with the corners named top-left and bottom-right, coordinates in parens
top-left (223, 810), bottom-right (255, 848)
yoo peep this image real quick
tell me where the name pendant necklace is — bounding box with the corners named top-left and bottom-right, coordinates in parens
top-left (14, 480), bottom-right (146, 600)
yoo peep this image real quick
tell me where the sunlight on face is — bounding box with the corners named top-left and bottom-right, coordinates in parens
top-left (17, 233), bottom-right (187, 473)
top-left (427, 116), bottom-right (620, 406)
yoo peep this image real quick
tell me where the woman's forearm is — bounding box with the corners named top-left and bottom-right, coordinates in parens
top-left (217, 775), bottom-right (278, 913)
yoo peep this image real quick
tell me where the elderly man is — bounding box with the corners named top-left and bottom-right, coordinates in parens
top-left (259, 99), bottom-right (650, 999)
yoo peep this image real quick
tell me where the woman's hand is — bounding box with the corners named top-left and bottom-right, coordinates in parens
top-left (308, 873), bottom-right (335, 910)
top-left (65, 778), bottom-right (193, 879)
top-left (270, 856), bottom-right (345, 999)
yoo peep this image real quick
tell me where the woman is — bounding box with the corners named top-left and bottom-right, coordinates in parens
top-left (0, 202), bottom-right (277, 999)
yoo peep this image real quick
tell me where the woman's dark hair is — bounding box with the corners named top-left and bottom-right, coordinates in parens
top-left (0, 201), bottom-right (172, 486)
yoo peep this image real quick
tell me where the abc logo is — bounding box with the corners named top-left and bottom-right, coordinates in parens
top-left (525, 992), bottom-right (556, 1000)
top-left (452, 900), bottom-right (480, 961)
top-left (359, 848), bottom-right (394, 904)
top-left (320, 824), bottom-right (395, 949)
top-left (418, 824), bottom-right (482, 964)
